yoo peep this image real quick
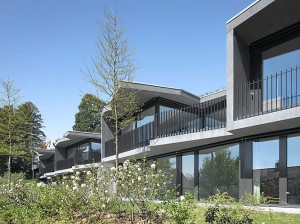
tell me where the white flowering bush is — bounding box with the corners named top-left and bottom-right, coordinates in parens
top-left (113, 158), bottom-right (175, 223)
top-left (0, 158), bottom-right (197, 223)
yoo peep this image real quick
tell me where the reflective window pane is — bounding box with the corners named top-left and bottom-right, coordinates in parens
top-left (199, 144), bottom-right (239, 199)
top-left (182, 153), bottom-right (194, 195)
top-left (157, 156), bottom-right (176, 189)
top-left (253, 139), bottom-right (279, 201)
top-left (287, 135), bottom-right (300, 205)
top-left (91, 142), bottom-right (101, 151)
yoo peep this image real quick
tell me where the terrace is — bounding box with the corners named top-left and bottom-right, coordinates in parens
top-left (104, 96), bottom-right (226, 157)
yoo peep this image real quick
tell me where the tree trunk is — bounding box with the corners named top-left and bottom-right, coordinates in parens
top-left (115, 107), bottom-right (119, 168)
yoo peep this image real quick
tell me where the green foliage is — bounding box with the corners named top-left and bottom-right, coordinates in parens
top-left (199, 149), bottom-right (239, 199)
top-left (168, 193), bottom-right (196, 224)
top-left (0, 159), bottom-right (197, 224)
top-left (0, 79), bottom-right (45, 178)
top-left (73, 93), bottom-right (105, 133)
top-left (204, 192), bottom-right (253, 224)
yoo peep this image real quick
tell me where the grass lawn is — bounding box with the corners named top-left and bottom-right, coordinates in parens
top-left (192, 206), bottom-right (300, 224)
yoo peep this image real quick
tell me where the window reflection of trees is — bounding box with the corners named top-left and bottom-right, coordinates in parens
top-left (199, 146), bottom-right (239, 199)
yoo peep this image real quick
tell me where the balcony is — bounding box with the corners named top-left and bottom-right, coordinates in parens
top-left (56, 151), bottom-right (101, 171)
top-left (105, 96), bottom-right (226, 157)
top-left (236, 66), bottom-right (300, 119)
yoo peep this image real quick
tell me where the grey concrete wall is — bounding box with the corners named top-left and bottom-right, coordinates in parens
top-left (101, 116), bottom-right (114, 158)
top-left (54, 147), bottom-right (65, 170)
top-left (227, 30), bottom-right (250, 122)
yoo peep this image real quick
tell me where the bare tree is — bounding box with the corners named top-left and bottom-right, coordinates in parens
top-left (86, 9), bottom-right (139, 167)
top-left (0, 78), bottom-right (21, 187)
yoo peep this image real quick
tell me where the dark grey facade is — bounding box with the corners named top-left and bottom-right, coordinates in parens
top-left (101, 0), bottom-right (300, 205)
top-left (39, 131), bottom-right (101, 179)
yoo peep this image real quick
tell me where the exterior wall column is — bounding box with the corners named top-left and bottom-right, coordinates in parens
top-left (194, 151), bottom-right (199, 200)
top-left (239, 141), bottom-right (253, 199)
top-left (279, 136), bottom-right (287, 204)
top-left (176, 154), bottom-right (182, 196)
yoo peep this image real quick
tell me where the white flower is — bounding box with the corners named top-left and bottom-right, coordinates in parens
top-left (143, 187), bottom-right (147, 191)
top-left (81, 183), bottom-right (86, 187)
top-left (180, 195), bottom-right (185, 201)
top-left (138, 177), bottom-right (141, 181)
top-left (37, 182), bottom-right (45, 187)
top-left (71, 175), bottom-right (75, 179)
top-left (151, 163), bottom-right (156, 170)
top-left (47, 177), bottom-right (51, 180)
top-left (73, 186), bottom-right (78, 190)
top-left (132, 179), bottom-right (134, 184)
top-left (101, 204), bottom-right (106, 208)
top-left (75, 171), bottom-right (80, 176)
top-left (52, 181), bottom-right (57, 185)
top-left (63, 176), bottom-right (67, 180)
top-left (110, 167), bottom-right (116, 171)
top-left (87, 171), bottom-right (92, 175)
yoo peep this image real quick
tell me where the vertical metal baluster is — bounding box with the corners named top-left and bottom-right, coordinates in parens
top-left (286, 69), bottom-right (288, 109)
top-left (271, 74), bottom-right (273, 112)
top-left (237, 84), bottom-right (239, 119)
top-left (291, 67), bottom-right (293, 107)
top-left (296, 66), bottom-right (298, 106)
top-left (281, 71), bottom-right (283, 111)
top-left (266, 76), bottom-right (269, 113)
top-left (276, 73), bottom-right (278, 111)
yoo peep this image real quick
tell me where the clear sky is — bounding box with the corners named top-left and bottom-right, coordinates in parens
top-left (0, 0), bottom-right (255, 143)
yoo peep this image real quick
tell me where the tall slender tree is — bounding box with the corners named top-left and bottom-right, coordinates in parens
top-left (17, 101), bottom-right (46, 178)
top-left (86, 8), bottom-right (139, 167)
top-left (0, 78), bottom-right (21, 185)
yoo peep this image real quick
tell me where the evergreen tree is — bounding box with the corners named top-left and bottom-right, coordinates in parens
top-left (73, 94), bottom-right (105, 133)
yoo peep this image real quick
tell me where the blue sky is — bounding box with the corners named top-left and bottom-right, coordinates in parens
top-left (0, 0), bottom-right (255, 143)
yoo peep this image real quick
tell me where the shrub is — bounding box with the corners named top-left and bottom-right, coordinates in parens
top-left (204, 192), bottom-right (253, 224)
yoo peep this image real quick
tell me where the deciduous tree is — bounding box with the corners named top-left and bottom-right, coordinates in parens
top-left (86, 9), bottom-right (139, 167)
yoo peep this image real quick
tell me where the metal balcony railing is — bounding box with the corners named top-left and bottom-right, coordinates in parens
top-left (237, 66), bottom-right (300, 119)
top-left (56, 151), bottom-right (101, 171)
top-left (105, 96), bottom-right (226, 157)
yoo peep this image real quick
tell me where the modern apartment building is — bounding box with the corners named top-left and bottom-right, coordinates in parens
top-left (39, 131), bottom-right (101, 179)
top-left (101, 0), bottom-right (300, 205)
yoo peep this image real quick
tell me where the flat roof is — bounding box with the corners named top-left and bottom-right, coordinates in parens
top-left (226, 0), bottom-right (261, 25)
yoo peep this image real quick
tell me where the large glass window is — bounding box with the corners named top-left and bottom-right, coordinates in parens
top-left (77, 143), bottom-right (90, 160)
top-left (67, 147), bottom-right (76, 159)
top-left (157, 156), bottom-right (177, 190)
top-left (182, 153), bottom-right (194, 195)
top-left (199, 144), bottom-right (239, 199)
top-left (262, 36), bottom-right (300, 108)
top-left (137, 106), bottom-right (155, 128)
top-left (253, 138), bottom-right (279, 201)
top-left (287, 135), bottom-right (300, 205)
top-left (91, 142), bottom-right (101, 152)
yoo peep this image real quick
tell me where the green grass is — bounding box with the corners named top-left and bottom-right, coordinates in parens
top-left (192, 206), bottom-right (300, 224)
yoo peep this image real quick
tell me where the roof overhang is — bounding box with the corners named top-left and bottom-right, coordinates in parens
top-left (227, 0), bottom-right (300, 44)
top-left (125, 82), bottom-right (200, 106)
top-left (55, 131), bottom-right (100, 148)
top-left (38, 148), bottom-right (55, 160)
